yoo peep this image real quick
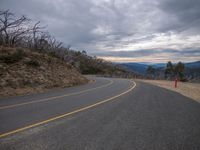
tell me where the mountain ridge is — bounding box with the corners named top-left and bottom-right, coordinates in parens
top-left (119, 61), bottom-right (200, 75)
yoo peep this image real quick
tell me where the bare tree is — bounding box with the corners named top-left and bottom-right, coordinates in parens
top-left (30, 21), bottom-right (47, 49)
top-left (0, 10), bottom-right (30, 45)
top-left (0, 10), bottom-right (65, 56)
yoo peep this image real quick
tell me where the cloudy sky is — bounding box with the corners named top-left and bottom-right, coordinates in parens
top-left (1, 0), bottom-right (200, 63)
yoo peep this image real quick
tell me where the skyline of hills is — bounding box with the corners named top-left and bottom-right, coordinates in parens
top-left (120, 61), bottom-right (200, 75)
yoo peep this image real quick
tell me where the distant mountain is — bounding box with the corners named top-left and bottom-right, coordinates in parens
top-left (184, 61), bottom-right (200, 81)
top-left (185, 61), bottom-right (200, 69)
top-left (119, 62), bottom-right (166, 74)
top-left (120, 61), bottom-right (200, 75)
top-left (151, 63), bottom-right (166, 68)
top-left (119, 63), bottom-right (149, 74)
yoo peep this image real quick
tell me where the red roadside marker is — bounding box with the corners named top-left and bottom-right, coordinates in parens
top-left (175, 77), bottom-right (178, 88)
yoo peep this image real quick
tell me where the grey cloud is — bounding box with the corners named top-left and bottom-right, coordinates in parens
top-left (160, 0), bottom-right (200, 21)
top-left (93, 49), bottom-right (200, 58)
top-left (1, 0), bottom-right (200, 62)
top-left (158, 0), bottom-right (200, 33)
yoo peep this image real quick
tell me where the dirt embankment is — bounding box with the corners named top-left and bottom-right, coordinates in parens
top-left (0, 47), bottom-right (88, 97)
top-left (139, 79), bottom-right (200, 103)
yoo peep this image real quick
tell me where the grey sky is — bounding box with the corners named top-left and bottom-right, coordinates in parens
top-left (1, 0), bottom-right (200, 62)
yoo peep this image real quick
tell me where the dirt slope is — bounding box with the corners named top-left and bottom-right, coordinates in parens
top-left (0, 47), bottom-right (88, 97)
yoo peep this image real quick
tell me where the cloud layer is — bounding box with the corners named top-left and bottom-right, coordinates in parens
top-left (1, 0), bottom-right (200, 62)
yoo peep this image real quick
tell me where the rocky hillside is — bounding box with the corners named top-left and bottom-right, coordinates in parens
top-left (0, 47), bottom-right (88, 97)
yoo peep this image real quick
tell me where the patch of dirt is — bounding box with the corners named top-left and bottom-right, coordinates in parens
top-left (0, 46), bottom-right (88, 97)
top-left (139, 79), bottom-right (200, 103)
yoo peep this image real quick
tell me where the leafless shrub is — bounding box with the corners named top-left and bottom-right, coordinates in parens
top-left (0, 10), bottom-right (63, 54)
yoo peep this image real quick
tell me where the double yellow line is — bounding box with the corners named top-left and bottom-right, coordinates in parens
top-left (0, 78), bottom-right (113, 110)
top-left (0, 80), bottom-right (136, 138)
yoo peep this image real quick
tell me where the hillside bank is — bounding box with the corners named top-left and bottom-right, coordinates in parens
top-left (0, 47), bottom-right (88, 97)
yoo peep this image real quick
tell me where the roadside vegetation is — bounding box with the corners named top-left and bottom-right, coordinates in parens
top-left (0, 10), bottom-right (137, 77)
top-left (0, 10), bottom-right (138, 97)
top-left (0, 47), bottom-right (88, 97)
top-left (146, 61), bottom-right (188, 81)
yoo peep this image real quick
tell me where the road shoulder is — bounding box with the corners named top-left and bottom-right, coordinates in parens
top-left (137, 79), bottom-right (200, 103)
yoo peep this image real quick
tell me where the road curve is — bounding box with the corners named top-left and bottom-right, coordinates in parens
top-left (0, 77), bottom-right (135, 137)
top-left (0, 77), bottom-right (200, 150)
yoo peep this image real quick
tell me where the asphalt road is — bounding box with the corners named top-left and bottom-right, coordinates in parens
top-left (0, 76), bottom-right (200, 150)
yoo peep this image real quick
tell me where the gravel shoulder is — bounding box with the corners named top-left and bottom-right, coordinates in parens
top-left (138, 79), bottom-right (200, 103)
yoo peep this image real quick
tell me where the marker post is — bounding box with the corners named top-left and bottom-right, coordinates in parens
top-left (174, 77), bottom-right (178, 88)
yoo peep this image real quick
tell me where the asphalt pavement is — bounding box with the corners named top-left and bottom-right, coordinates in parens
top-left (0, 76), bottom-right (200, 150)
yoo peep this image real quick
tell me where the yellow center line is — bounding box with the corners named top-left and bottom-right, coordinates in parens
top-left (0, 78), bottom-right (113, 110)
top-left (0, 80), bottom-right (136, 139)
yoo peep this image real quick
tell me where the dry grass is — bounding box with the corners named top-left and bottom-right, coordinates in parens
top-left (0, 46), bottom-right (88, 97)
top-left (139, 79), bottom-right (200, 103)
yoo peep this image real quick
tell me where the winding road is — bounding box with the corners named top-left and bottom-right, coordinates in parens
top-left (0, 76), bottom-right (200, 150)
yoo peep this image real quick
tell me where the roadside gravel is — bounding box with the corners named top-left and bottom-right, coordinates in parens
top-left (139, 79), bottom-right (200, 102)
